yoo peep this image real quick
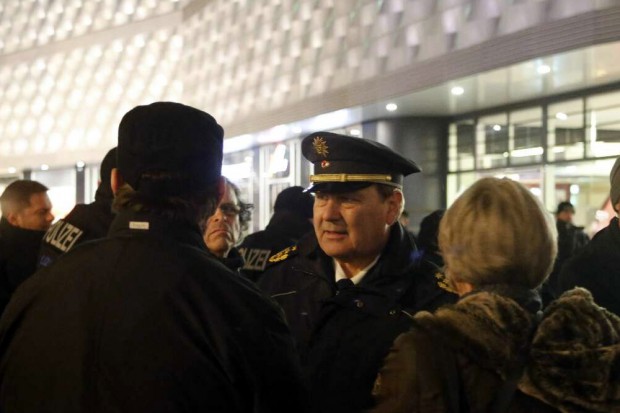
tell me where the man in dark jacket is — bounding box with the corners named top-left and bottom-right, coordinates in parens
top-left (38, 147), bottom-right (117, 268)
top-left (541, 201), bottom-right (589, 304)
top-left (0, 180), bottom-right (54, 314)
top-left (258, 132), bottom-right (456, 413)
top-left (557, 157), bottom-right (620, 316)
top-left (238, 185), bottom-right (313, 281)
top-left (0, 102), bottom-right (306, 413)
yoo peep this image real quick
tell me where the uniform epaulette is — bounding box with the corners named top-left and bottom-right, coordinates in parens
top-left (434, 271), bottom-right (457, 294)
top-left (266, 245), bottom-right (298, 266)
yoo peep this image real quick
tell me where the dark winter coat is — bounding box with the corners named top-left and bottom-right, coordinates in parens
top-left (0, 217), bottom-right (46, 315)
top-left (238, 210), bottom-right (313, 282)
top-left (371, 287), bottom-right (620, 413)
top-left (0, 210), bottom-right (306, 413)
top-left (557, 217), bottom-right (620, 316)
top-left (38, 187), bottom-right (115, 269)
top-left (258, 224), bottom-right (456, 413)
top-left (542, 220), bottom-right (589, 304)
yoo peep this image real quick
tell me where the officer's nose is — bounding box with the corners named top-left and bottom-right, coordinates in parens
top-left (320, 198), bottom-right (341, 222)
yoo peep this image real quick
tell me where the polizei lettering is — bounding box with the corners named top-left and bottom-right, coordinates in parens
top-left (238, 248), bottom-right (271, 271)
top-left (44, 220), bottom-right (84, 253)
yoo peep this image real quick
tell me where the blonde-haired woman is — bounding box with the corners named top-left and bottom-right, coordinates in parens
top-left (371, 177), bottom-right (620, 413)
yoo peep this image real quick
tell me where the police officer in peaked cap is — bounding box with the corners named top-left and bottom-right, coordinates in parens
top-left (0, 102), bottom-right (306, 413)
top-left (258, 131), bottom-right (457, 413)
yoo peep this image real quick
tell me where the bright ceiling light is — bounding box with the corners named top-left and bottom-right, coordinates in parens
top-left (555, 112), bottom-right (568, 121)
top-left (493, 124), bottom-right (502, 131)
top-left (537, 65), bottom-right (551, 74)
top-left (350, 128), bottom-right (361, 136)
top-left (451, 86), bottom-right (464, 96)
top-left (40, 164), bottom-right (49, 171)
top-left (8, 167), bottom-right (16, 174)
top-left (385, 103), bottom-right (398, 112)
top-left (76, 160), bottom-right (86, 168)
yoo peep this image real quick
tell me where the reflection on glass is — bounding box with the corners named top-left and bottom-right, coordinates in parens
top-left (586, 91), bottom-right (620, 158)
top-left (477, 113), bottom-right (508, 169)
top-left (547, 99), bottom-right (584, 161)
top-left (510, 107), bottom-right (543, 165)
top-left (448, 120), bottom-right (474, 172)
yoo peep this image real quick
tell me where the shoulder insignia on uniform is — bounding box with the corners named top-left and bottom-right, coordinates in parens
top-left (435, 272), bottom-right (457, 294)
top-left (268, 245), bottom-right (298, 263)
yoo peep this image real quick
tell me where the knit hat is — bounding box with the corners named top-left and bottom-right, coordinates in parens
top-left (117, 102), bottom-right (223, 197)
top-left (610, 157), bottom-right (620, 210)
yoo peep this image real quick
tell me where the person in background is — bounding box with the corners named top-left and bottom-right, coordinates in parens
top-left (258, 131), bottom-right (456, 413)
top-left (0, 102), bottom-right (306, 413)
top-left (0, 180), bottom-right (53, 314)
top-left (38, 147), bottom-right (117, 268)
top-left (202, 177), bottom-right (252, 271)
top-left (371, 177), bottom-right (620, 413)
top-left (557, 157), bottom-right (620, 316)
top-left (415, 209), bottom-right (445, 269)
top-left (238, 185), bottom-right (313, 282)
top-left (541, 201), bottom-right (589, 305)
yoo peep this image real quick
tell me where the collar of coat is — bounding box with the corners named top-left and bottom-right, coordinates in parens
top-left (107, 210), bottom-right (205, 250)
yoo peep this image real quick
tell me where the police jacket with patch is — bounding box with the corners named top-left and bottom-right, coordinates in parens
top-left (238, 210), bottom-right (313, 282)
top-left (0, 217), bottom-right (46, 315)
top-left (0, 210), bottom-right (306, 413)
top-left (257, 224), bottom-right (456, 413)
top-left (38, 191), bottom-right (115, 269)
top-left (557, 217), bottom-right (620, 316)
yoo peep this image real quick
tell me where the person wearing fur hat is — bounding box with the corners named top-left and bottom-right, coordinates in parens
top-left (237, 185), bottom-right (314, 282)
top-left (556, 157), bottom-right (620, 316)
top-left (38, 147), bottom-right (118, 269)
top-left (0, 102), bottom-right (306, 413)
top-left (371, 177), bottom-right (620, 413)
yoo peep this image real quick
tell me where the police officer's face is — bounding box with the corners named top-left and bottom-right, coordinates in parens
top-left (10, 192), bottom-right (54, 231)
top-left (313, 185), bottom-right (401, 271)
top-left (204, 183), bottom-right (241, 258)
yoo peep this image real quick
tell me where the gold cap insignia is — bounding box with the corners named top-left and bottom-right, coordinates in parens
top-left (313, 136), bottom-right (329, 158)
top-left (268, 246), bottom-right (298, 263)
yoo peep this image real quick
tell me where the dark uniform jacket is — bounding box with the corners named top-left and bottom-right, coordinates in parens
top-left (0, 210), bottom-right (306, 413)
top-left (0, 217), bottom-right (46, 315)
top-left (258, 224), bottom-right (456, 413)
top-left (38, 188), bottom-right (115, 268)
top-left (238, 210), bottom-right (313, 282)
top-left (372, 287), bottom-right (620, 413)
top-left (542, 220), bottom-right (589, 304)
top-left (557, 217), bottom-right (620, 316)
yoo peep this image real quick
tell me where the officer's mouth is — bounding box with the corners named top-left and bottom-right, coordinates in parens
top-left (322, 230), bottom-right (347, 240)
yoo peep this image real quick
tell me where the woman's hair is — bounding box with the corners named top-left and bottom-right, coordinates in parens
top-left (439, 177), bottom-right (557, 289)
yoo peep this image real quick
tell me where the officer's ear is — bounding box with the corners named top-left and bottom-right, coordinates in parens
top-left (110, 168), bottom-right (125, 195)
top-left (386, 189), bottom-right (404, 226)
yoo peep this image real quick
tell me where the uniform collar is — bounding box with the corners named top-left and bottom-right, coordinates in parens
top-left (108, 210), bottom-right (206, 250)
